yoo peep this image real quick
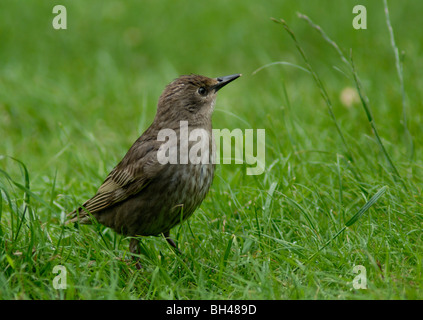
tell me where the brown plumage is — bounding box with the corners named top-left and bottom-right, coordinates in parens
top-left (67, 73), bottom-right (241, 267)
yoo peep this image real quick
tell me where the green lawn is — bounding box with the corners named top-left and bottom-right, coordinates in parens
top-left (1, 0), bottom-right (423, 299)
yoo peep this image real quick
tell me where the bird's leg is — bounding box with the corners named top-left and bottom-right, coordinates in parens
top-left (129, 238), bottom-right (142, 270)
top-left (163, 231), bottom-right (180, 253)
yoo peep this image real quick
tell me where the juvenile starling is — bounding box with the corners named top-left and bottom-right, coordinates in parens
top-left (67, 73), bottom-right (241, 266)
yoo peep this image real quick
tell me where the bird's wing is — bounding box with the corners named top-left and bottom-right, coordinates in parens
top-left (79, 167), bottom-right (145, 214)
top-left (67, 140), bottom-right (161, 222)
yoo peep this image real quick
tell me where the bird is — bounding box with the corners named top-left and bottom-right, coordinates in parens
top-left (67, 73), bottom-right (241, 268)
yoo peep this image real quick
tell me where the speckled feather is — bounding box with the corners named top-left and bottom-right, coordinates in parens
top-left (66, 74), bottom-right (239, 240)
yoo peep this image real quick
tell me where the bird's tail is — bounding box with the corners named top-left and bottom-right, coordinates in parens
top-left (66, 200), bottom-right (93, 225)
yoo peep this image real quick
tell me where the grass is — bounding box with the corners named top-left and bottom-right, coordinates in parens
top-left (1, 0), bottom-right (423, 299)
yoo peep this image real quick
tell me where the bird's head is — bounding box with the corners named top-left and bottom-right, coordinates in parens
top-left (155, 73), bottom-right (241, 127)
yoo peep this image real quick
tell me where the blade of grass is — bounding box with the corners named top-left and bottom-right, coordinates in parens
top-left (350, 54), bottom-right (408, 192)
top-left (252, 61), bottom-right (311, 75)
top-left (270, 18), bottom-right (362, 181)
top-left (218, 234), bottom-right (235, 282)
top-left (345, 186), bottom-right (388, 227)
top-left (285, 196), bottom-right (318, 233)
top-left (0, 186), bottom-right (15, 241)
top-left (0, 157), bottom-right (32, 241)
top-left (7, 156), bottom-right (31, 206)
top-left (264, 182), bottom-right (278, 221)
top-left (293, 186), bottom-right (388, 272)
top-left (383, 0), bottom-right (414, 161)
top-left (0, 189), bottom-right (3, 237)
top-left (297, 13), bottom-right (349, 66)
top-left (296, 13), bottom-right (408, 192)
top-left (0, 169), bottom-right (50, 208)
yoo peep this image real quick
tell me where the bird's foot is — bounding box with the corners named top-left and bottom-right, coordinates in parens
top-left (163, 232), bottom-right (181, 254)
top-left (129, 238), bottom-right (143, 270)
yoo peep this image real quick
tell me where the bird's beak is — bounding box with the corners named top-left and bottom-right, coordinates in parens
top-left (212, 73), bottom-right (241, 92)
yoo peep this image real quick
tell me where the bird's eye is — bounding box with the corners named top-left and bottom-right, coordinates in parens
top-left (198, 87), bottom-right (207, 96)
